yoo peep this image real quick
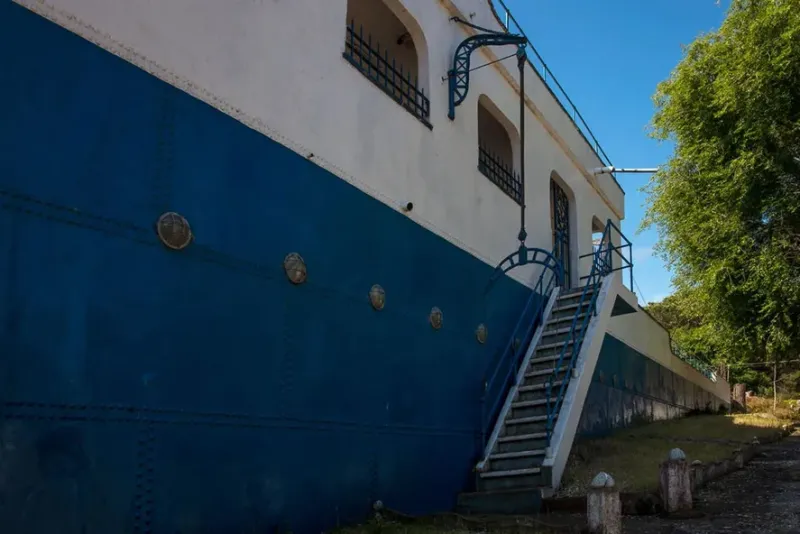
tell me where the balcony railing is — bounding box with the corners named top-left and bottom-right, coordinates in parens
top-left (344, 21), bottom-right (431, 127)
top-left (489, 0), bottom-right (623, 195)
top-left (670, 340), bottom-right (718, 382)
top-left (478, 145), bottom-right (523, 205)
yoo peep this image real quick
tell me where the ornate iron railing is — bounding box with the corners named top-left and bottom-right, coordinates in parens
top-left (480, 238), bottom-right (564, 448)
top-left (670, 340), bottom-right (717, 382)
top-left (478, 145), bottom-right (523, 205)
top-left (544, 220), bottom-right (632, 440)
top-left (344, 20), bottom-right (431, 127)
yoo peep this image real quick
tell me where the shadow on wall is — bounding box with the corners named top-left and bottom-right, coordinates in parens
top-left (576, 335), bottom-right (729, 440)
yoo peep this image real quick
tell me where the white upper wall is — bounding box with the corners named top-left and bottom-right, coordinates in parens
top-left (16, 0), bottom-right (625, 288)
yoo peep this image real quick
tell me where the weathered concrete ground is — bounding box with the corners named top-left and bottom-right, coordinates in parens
top-left (624, 432), bottom-right (800, 533)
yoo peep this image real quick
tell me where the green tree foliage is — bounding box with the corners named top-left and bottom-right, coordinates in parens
top-left (645, 288), bottom-right (719, 364)
top-left (645, 0), bottom-right (800, 368)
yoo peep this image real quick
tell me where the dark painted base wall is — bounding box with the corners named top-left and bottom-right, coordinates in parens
top-left (577, 334), bottom-right (728, 439)
top-left (0, 4), bottom-right (537, 532)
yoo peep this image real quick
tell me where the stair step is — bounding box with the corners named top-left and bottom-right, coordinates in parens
top-left (506, 415), bottom-right (548, 425)
top-left (503, 413), bottom-right (557, 436)
top-left (557, 292), bottom-right (594, 305)
top-left (543, 326), bottom-right (572, 337)
top-left (546, 313), bottom-right (587, 327)
top-left (477, 467), bottom-right (545, 491)
top-left (529, 354), bottom-right (560, 365)
top-left (496, 431), bottom-right (549, 453)
top-left (511, 398), bottom-right (557, 408)
top-left (498, 432), bottom-right (547, 443)
top-left (537, 340), bottom-right (574, 351)
top-left (558, 288), bottom-right (593, 298)
top-left (490, 449), bottom-right (546, 460)
top-left (525, 366), bottom-right (569, 379)
top-left (479, 467), bottom-right (541, 479)
top-left (457, 488), bottom-right (543, 515)
top-left (518, 380), bottom-right (564, 393)
top-left (509, 397), bottom-right (557, 419)
top-left (552, 302), bottom-right (582, 313)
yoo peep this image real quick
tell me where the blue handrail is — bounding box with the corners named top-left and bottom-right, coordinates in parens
top-left (580, 219), bottom-right (634, 292)
top-left (544, 220), bottom-right (633, 440)
top-left (480, 235), bottom-right (565, 446)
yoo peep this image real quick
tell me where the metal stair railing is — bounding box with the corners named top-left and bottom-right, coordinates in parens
top-left (544, 220), bottom-right (633, 440)
top-left (480, 234), bottom-right (565, 448)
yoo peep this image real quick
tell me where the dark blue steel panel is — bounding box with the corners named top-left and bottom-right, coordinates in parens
top-left (0, 3), bottom-right (537, 532)
top-left (577, 335), bottom-right (728, 440)
top-left (0, 418), bottom-right (139, 534)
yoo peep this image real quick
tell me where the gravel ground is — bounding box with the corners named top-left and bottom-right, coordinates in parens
top-left (623, 432), bottom-right (800, 533)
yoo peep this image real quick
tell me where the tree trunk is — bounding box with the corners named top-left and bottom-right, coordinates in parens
top-left (733, 383), bottom-right (747, 413)
top-left (773, 358), bottom-right (779, 413)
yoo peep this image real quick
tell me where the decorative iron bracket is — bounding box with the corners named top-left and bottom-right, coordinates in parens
top-left (449, 18), bottom-right (533, 269)
top-left (447, 19), bottom-right (527, 120)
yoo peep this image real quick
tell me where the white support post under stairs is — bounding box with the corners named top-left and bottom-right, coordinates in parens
top-left (541, 274), bottom-right (619, 494)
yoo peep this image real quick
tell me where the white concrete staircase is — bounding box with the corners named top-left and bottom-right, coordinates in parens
top-left (457, 274), bottom-right (618, 514)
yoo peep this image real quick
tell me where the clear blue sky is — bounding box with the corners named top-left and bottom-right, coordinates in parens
top-left (503, 0), bottom-right (728, 304)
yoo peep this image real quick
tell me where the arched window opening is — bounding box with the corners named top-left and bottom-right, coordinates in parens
top-left (477, 96), bottom-right (522, 204)
top-left (344, 0), bottom-right (430, 125)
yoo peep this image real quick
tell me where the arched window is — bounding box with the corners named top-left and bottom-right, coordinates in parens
top-left (477, 95), bottom-right (522, 204)
top-left (344, 0), bottom-right (430, 125)
top-left (550, 175), bottom-right (572, 287)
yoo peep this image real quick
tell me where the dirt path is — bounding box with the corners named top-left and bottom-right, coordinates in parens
top-left (624, 432), bottom-right (800, 533)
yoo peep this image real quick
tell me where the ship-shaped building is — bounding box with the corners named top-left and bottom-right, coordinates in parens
top-left (0, 0), bottom-right (730, 531)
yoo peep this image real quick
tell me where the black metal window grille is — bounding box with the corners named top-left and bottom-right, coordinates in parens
top-left (478, 145), bottom-right (523, 205)
top-left (551, 179), bottom-right (571, 287)
top-left (344, 20), bottom-right (431, 128)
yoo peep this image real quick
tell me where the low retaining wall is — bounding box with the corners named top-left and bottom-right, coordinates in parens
top-left (577, 335), bottom-right (729, 439)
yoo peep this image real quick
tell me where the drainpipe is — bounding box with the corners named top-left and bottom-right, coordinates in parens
top-left (592, 166), bottom-right (659, 176)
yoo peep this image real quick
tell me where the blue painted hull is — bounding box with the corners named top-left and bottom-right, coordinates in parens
top-left (0, 3), bottom-right (536, 532)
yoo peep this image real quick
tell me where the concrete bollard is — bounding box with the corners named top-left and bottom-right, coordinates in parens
top-left (587, 472), bottom-right (621, 534)
top-left (733, 448), bottom-right (744, 469)
top-left (690, 460), bottom-right (704, 490)
top-left (660, 448), bottom-right (692, 514)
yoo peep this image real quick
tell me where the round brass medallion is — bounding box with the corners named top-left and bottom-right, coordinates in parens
top-left (475, 324), bottom-right (488, 344)
top-left (369, 285), bottom-right (386, 311)
top-left (429, 307), bottom-right (443, 330)
top-left (283, 253), bottom-right (307, 284)
top-left (156, 212), bottom-right (193, 250)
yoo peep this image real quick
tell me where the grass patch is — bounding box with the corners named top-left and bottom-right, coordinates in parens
top-left (746, 396), bottom-right (798, 420)
top-left (558, 411), bottom-right (796, 497)
top-left (629, 412), bottom-right (789, 442)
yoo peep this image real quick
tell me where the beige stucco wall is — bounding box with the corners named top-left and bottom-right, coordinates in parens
top-left (609, 284), bottom-right (731, 403)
